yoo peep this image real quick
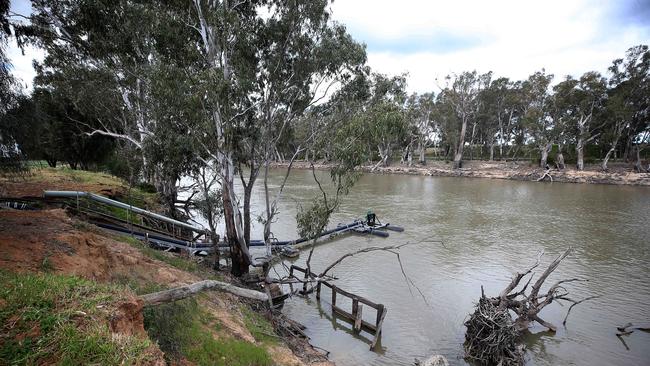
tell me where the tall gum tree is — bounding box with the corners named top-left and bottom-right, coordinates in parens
top-left (437, 71), bottom-right (489, 169)
top-left (606, 45), bottom-right (650, 171)
top-left (520, 70), bottom-right (554, 168)
top-left (19, 0), bottom-right (195, 215)
top-left (553, 72), bottom-right (607, 170)
top-left (183, 0), bottom-right (366, 276)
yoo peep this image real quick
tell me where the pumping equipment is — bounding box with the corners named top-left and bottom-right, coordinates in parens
top-left (43, 190), bottom-right (204, 234)
top-left (43, 190), bottom-right (404, 256)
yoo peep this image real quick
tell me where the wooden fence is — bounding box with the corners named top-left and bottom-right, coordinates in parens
top-left (289, 265), bottom-right (387, 350)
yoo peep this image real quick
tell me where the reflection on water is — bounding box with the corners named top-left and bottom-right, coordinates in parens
top-left (198, 169), bottom-right (650, 366)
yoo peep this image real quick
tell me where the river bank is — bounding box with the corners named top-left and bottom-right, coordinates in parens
top-left (0, 167), bottom-right (331, 366)
top-left (272, 160), bottom-right (650, 186)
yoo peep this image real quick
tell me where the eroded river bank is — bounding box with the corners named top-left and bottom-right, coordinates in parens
top-left (272, 160), bottom-right (650, 186)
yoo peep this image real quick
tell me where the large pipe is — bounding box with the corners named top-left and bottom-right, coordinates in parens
top-left (43, 190), bottom-right (204, 233)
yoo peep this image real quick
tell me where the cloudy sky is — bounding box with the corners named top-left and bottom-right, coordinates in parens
top-left (7, 0), bottom-right (650, 93)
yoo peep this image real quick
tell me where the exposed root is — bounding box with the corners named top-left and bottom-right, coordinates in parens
top-left (464, 297), bottom-right (524, 366)
top-left (464, 248), bottom-right (596, 365)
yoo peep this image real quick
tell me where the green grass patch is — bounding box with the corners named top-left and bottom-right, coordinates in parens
top-left (0, 271), bottom-right (153, 365)
top-left (241, 306), bottom-right (278, 345)
top-left (144, 298), bottom-right (272, 366)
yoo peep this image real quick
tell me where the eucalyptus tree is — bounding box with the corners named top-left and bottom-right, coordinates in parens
top-left (405, 92), bottom-right (436, 165)
top-left (437, 71), bottom-right (489, 168)
top-left (177, 0), bottom-right (367, 275)
top-left (479, 77), bottom-right (520, 160)
top-left (20, 0), bottom-right (203, 216)
top-left (606, 45), bottom-right (650, 171)
top-left (23, 0), bottom-right (157, 159)
top-left (553, 72), bottom-right (608, 170)
top-left (0, 0), bottom-right (20, 170)
top-left (0, 0), bottom-right (11, 113)
top-left (519, 70), bottom-right (555, 167)
top-left (477, 79), bottom-right (502, 160)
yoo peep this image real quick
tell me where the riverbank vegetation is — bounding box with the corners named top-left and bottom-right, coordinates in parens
top-left (2, 1), bottom-right (649, 277)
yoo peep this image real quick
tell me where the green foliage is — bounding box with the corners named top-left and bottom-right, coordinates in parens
top-left (144, 298), bottom-right (271, 366)
top-left (3, 91), bottom-right (116, 169)
top-left (0, 271), bottom-right (152, 365)
top-left (296, 197), bottom-right (332, 240)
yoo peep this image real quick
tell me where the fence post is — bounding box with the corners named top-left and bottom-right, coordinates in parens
top-left (354, 304), bottom-right (363, 332)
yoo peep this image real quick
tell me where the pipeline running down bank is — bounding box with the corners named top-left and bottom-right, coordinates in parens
top-left (42, 191), bottom-right (404, 256)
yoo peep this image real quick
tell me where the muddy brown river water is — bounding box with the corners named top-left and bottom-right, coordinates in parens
top-left (196, 169), bottom-right (650, 365)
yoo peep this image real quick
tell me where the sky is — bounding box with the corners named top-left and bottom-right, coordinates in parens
top-left (6, 0), bottom-right (650, 93)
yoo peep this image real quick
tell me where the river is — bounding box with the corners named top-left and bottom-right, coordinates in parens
top-left (194, 169), bottom-right (650, 365)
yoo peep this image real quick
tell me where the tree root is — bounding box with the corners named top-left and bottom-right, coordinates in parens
top-left (464, 297), bottom-right (524, 366)
top-left (464, 248), bottom-right (596, 365)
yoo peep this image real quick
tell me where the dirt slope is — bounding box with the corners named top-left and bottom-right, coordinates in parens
top-left (0, 208), bottom-right (321, 366)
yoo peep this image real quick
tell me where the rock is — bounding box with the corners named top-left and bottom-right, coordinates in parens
top-left (415, 355), bottom-right (449, 366)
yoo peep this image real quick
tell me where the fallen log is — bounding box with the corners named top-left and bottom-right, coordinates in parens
top-left (140, 280), bottom-right (269, 306)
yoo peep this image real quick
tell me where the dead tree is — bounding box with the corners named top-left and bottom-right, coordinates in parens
top-left (464, 248), bottom-right (597, 365)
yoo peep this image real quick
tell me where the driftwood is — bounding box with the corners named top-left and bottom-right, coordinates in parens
top-left (140, 280), bottom-right (268, 306)
top-left (615, 323), bottom-right (650, 350)
top-left (536, 169), bottom-right (553, 182)
top-left (464, 248), bottom-right (597, 365)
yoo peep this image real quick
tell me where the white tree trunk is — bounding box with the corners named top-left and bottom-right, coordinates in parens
top-left (540, 143), bottom-right (552, 168)
top-left (576, 137), bottom-right (585, 171)
top-left (453, 116), bottom-right (468, 169)
top-left (418, 140), bottom-right (426, 165)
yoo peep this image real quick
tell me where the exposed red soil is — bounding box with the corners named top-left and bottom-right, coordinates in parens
top-left (0, 209), bottom-right (198, 286)
top-left (109, 298), bottom-right (147, 336)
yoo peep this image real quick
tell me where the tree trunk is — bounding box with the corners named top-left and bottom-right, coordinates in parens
top-left (242, 182), bottom-right (253, 245)
top-left (418, 141), bottom-right (426, 165)
top-left (378, 145), bottom-right (391, 167)
top-left (469, 122), bottom-right (477, 161)
top-left (499, 117), bottom-right (504, 160)
top-left (210, 231), bottom-right (221, 270)
top-left (489, 142), bottom-right (494, 161)
top-left (540, 143), bottom-right (552, 168)
top-left (602, 146), bottom-right (615, 171)
top-left (222, 182), bottom-right (250, 276)
top-left (623, 137), bottom-right (632, 162)
top-left (633, 145), bottom-right (644, 173)
top-left (401, 143), bottom-right (412, 166)
top-left (453, 116), bottom-right (468, 169)
top-left (576, 137), bottom-right (585, 171)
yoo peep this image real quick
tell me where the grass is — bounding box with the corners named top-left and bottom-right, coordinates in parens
top-left (0, 271), bottom-right (154, 365)
top-left (144, 298), bottom-right (272, 366)
top-left (241, 306), bottom-right (278, 345)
